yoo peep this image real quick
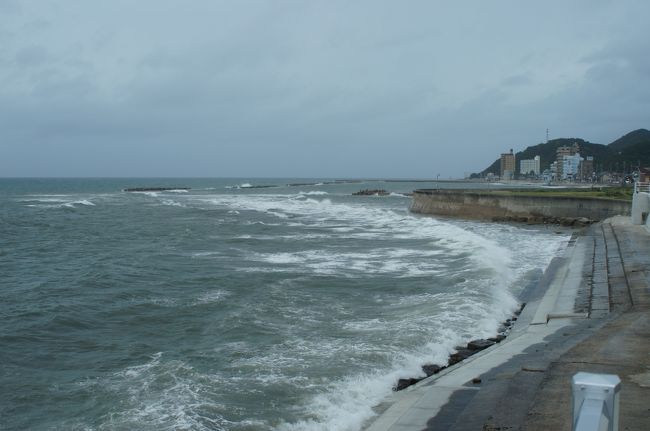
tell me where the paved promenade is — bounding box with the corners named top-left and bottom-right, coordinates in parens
top-left (364, 216), bottom-right (650, 431)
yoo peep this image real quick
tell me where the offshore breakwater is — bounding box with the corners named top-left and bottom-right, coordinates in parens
top-left (410, 189), bottom-right (631, 224)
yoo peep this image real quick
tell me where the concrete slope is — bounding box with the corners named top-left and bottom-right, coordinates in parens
top-left (363, 217), bottom-right (650, 431)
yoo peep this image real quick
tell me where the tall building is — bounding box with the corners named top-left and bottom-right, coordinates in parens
top-left (500, 149), bottom-right (515, 180)
top-left (561, 153), bottom-right (583, 180)
top-left (556, 143), bottom-right (580, 179)
top-left (579, 156), bottom-right (595, 181)
top-left (520, 155), bottom-right (541, 176)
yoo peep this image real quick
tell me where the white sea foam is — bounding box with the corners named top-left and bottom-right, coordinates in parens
top-left (194, 289), bottom-right (230, 305)
top-left (270, 288), bottom-right (510, 431)
top-left (142, 297), bottom-right (179, 307)
top-left (277, 329), bottom-right (461, 431)
top-left (160, 199), bottom-right (185, 207)
top-left (204, 194), bottom-right (566, 431)
top-left (224, 183), bottom-right (254, 189)
top-left (246, 249), bottom-right (436, 276)
top-left (58, 199), bottom-right (96, 208)
top-left (20, 196), bottom-right (97, 208)
top-left (260, 253), bottom-right (306, 264)
top-left (195, 192), bottom-right (551, 293)
top-left (91, 353), bottom-right (230, 431)
top-left (130, 191), bottom-right (160, 197)
top-left (130, 190), bottom-right (564, 431)
top-left (298, 191), bottom-right (329, 196)
top-left (191, 251), bottom-right (222, 258)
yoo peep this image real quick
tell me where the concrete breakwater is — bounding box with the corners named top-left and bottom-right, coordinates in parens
top-left (410, 189), bottom-right (631, 223)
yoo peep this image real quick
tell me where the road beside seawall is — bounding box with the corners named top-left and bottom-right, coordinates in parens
top-left (410, 189), bottom-right (631, 222)
top-left (363, 217), bottom-right (650, 430)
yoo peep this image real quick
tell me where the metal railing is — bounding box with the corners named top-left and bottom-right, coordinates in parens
top-left (572, 372), bottom-right (621, 431)
top-left (634, 181), bottom-right (650, 194)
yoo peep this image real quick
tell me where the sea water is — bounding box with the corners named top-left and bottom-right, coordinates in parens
top-left (0, 178), bottom-right (569, 430)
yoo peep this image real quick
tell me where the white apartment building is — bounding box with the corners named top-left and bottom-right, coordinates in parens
top-left (520, 156), bottom-right (541, 176)
top-left (561, 153), bottom-right (584, 180)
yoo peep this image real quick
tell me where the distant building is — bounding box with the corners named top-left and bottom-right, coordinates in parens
top-left (520, 155), bottom-right (541, 177)
top-left (562, 153), bottom-right (584, 180)
top-left (556, 143), bottom-right (580, 179)
top-left (550, 161), bottom-right (559, 181)
top-left (500, 149), bottom-right (516, 180)
top-left (579, 156), bottom-right (594, 181)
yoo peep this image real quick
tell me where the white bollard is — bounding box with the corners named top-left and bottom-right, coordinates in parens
top-left (572, 372), bottom-right (621, 431)
top-left (631, 192), bottom-right (650, 225)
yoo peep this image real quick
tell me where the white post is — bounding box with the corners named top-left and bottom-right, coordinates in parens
top-left (631, 182), bottom-right (650, 225)
top-left (572, 372), bottom-right (621, 431)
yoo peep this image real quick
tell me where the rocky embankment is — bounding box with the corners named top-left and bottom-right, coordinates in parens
top-left (393, 304), bottom-right (525, 391)
top-left (353, 189), bottom-right (390, 196)
top-left (490, 215), bottom-right (596, 227)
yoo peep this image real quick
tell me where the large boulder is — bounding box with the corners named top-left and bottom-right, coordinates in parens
top-left (422, 364), bottom-right (443, 376)
top-left (467, 339), bottom-right (496, 351)
top-left (448, 348), bottom-right (475, 366)
top-left (394, 377), bottom-right (422, 391)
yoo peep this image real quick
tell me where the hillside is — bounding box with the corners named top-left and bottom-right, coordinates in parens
top-left (472, 128), bottom-right (650, 177)
top-left (609, 129), bottom-right (650, 153)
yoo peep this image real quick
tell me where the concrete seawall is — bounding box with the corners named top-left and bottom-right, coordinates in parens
top-left (363, 217), bottom-right (650, 430)
top-left (410, 189), bottom-right (631, 222)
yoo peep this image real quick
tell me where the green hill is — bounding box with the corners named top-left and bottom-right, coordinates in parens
top-left (605, 129), bottom-right (650, 170)
top-left (471, 128), bottom-right (650, 178)
top-left (609, 129), bottom-right (650, 153)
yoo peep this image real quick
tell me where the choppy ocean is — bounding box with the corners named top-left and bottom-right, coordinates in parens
top-left (0, 178), bottom-right (569, 431)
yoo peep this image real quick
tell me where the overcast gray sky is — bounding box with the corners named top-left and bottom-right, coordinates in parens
top-left (1, 0), bottom-right (649, 178)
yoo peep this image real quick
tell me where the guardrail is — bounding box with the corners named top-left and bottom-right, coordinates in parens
top-left (634, 181), bottom-right (650, 194)
top-left (572, 372), bottom-right (621, 431)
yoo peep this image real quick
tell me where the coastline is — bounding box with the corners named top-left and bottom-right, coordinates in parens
top-left (386, 223), bottom-right (577, 393)
top-left (363, 226), bottom-right (582, 430)
top-left (363, 216), bottom-right (650, 430)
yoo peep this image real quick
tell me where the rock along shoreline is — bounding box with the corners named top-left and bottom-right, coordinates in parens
top-left (393, 303), bottom-right (525, 391)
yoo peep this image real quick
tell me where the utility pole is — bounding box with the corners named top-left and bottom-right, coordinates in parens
top-left (546, 128), bottom-right (549, 144)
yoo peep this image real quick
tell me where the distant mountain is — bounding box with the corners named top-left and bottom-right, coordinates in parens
top-left (472, 128), bottom-right (650, 177)
top-left (608, 129), bottom-right (650, 153)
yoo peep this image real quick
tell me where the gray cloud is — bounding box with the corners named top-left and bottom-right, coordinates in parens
top-left (1, 0), bottom-right (649, 177)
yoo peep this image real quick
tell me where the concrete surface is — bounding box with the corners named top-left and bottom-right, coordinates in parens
top-left (410, 190), bottom-right (631, 222)
top-left (363, 216), bottom-right (650, 431)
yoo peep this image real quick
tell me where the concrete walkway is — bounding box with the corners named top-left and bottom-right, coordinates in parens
top-left (364, 217), bottom-right (650, 431)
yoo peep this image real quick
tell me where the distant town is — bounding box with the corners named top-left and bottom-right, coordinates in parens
top-left (497, 143), bottom-right (596, 183)
top-left (470, 128), bottom-right (650, 185)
